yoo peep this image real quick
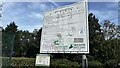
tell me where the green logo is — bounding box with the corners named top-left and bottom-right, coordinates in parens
top-left (69, 44), bottom-right (73, 49)
top-left (54, 40), bottom-right (60, 45)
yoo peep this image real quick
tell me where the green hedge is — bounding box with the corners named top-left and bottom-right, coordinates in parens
top-left (50, 59), bottom-right (80, 68)
top-left (2, 57), bottom-right (81, 68)
top-left (2, 57), bottom-right (11, 66)
top-left (88, 60), bottom-right (103, 68)
top-left (11, 57), bottom-right (35, 66)
top-left (4, 57), bottom-right (119, 68)
top-left (105, 59), bottom-right (119, 67)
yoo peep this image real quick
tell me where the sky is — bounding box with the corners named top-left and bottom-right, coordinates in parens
top-left (1, 1), bottom-right (118, 32)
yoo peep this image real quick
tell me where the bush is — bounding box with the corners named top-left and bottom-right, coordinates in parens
top-left (50, 59), bottom-right (80, 68)
top-left (2, 57), bottom-right (81, 68)
top-left (88, 60), bottom-right (103, 68)
top-left (11, 57), bottom-right (35, 66)
top-left (2, 57), bottom-right (11, 66)
top-left (105, 59), bottom-right (118, 67)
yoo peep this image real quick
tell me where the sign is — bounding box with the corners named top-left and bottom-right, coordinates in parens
top-left (40, 1), bottom-right (89, 53)
top-left (35, 54), bottom-right (50, 66)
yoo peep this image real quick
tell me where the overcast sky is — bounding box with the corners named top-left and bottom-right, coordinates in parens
top-left (2, 2), bottom-right (118, 32)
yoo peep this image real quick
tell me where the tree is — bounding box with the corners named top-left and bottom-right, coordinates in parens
top-left (101, 20), bottom-right (118, 40)
top-left (96, 20), bottom-right (120, 62)
top-left (2, 22), bottom-right (17, 57)
top-left (13, 30), bottom-right (28, 57)
top-left (88, 13), bottom-right (105, 60)
top-left (4, 22), bottom-right (18, 34)
top-left (116, 25), bottom-right (120, 39)
top-left (25, 28), bottom-right (42, 57)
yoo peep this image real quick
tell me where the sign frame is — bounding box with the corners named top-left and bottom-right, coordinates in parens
top-left (40, 1), bottom-right (89, 54)
top-left (35, 54), bottom-right (50, 66)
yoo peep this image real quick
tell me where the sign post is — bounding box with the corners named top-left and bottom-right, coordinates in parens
top-left (39, 0), bottom-right (89, 67)
top-left (82, 55), bottom-right (88, 68)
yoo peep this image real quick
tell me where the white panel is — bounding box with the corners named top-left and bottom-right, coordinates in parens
top-left (40, 1), bottom-right (89, 54)
top-left (35, 54), bottom-right (50, 66)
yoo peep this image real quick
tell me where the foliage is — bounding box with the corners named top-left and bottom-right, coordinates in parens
top-left (2, 57), bottom-right (80, 68)
top-left (2, 22), bottom-right (42, 58)
top-left (4, 22), bottom-right (18, 34)
top-left (50, 59), bottom-right (80, 68)
top-left (88, 13), bottom-right (120, 63)
top-left (88, 13), bottom-right (105, 62)
top-left (11, 57), bottom-right (35, 66)
top-left (7, 57), bottom-right (120, 68)
top-left (101, 20), bottom-right (118, 40)
top-left (2, 32), bottom-right (15, 57)
top-left (2, 57), bottom-right (11, 66)
top-left (2, 57), bottom-right (35, 66)
top-left (88, 60), bottom-right (103, 68)
top-left (105, 59), bottom-right (118, 67)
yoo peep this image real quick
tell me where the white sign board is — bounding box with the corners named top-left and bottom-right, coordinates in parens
top-left (40, 1), bottom-right (89, 53)
top-left (35, 54), bottom-right (50, 66)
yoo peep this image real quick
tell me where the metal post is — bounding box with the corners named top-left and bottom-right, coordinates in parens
top-left (82, 54), bottom-right (88, 68)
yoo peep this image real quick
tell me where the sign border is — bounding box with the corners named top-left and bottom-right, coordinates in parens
top-left (40, 1), bottom-right (89, 54)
